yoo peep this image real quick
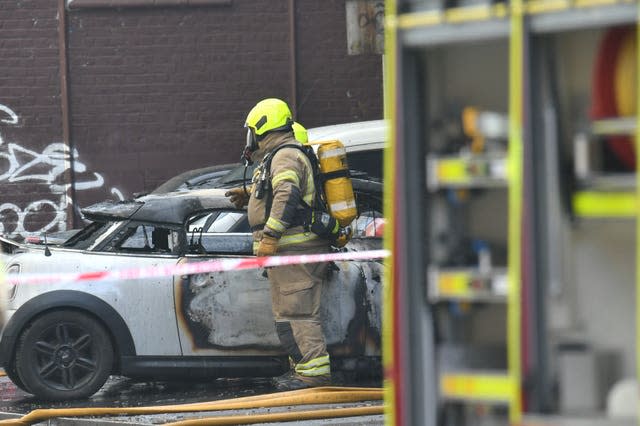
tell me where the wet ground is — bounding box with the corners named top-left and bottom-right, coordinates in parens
top-left (0, 375), bottom-right (275, 412)
top-left (0, 374), bottom-right (384, 425)
top-left (0, 376), bottom-right (635, 426)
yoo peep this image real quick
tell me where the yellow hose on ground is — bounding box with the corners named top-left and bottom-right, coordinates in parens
top-left (0, 386), bottom-right (383, 426)
top-left (164, 405), bottom-right (384, 426)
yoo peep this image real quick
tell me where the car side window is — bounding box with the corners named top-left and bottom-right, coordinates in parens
top-left (186, 210), bottom-right (252, 255)
top-left (188, 211), bottom-right (249, 234)
top-left (108, 224), bottom-right (179, 254)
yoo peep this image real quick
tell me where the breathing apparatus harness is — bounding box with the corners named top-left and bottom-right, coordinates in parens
top-left (253, 143), bottom-right (352, 247)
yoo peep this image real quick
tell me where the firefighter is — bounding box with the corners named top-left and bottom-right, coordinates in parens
top-left (225, 98), bottom-right (332, 390)
top-left (292, 121), bottom-right (308, 144)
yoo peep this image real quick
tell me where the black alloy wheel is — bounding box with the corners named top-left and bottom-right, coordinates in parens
top-left (15, 310), bottom-right (114, 400)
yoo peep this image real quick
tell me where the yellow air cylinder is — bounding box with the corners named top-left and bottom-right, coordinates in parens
top-left (316, 140), bottom-right (357, 227)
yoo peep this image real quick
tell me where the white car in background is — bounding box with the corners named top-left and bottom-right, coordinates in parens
top-left (307, 119), bottom-right (385, 181)
top-left (174, 120), bottom-right (387, 193)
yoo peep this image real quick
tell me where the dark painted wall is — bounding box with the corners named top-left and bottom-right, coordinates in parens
top-left (0, 0), bottom-right (382, 240)
top-left (0, 1), bottom-right (68, 237)
top-left (296, 1), bottom-right (382, 127)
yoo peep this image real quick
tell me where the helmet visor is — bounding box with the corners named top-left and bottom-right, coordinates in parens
top-left (242, 127), bottom-right (257, 165)
top-left (245, 127), bottom-right (254, 150)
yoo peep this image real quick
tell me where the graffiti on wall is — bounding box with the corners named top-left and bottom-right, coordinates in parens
top-left (0, 103), bottom-right (123, 240)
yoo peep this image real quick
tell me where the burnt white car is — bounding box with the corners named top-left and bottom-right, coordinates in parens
top-left (0, 184), bottom-right (383, 401)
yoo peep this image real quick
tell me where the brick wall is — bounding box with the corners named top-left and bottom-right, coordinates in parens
top-left (296, 0), bottom-right (383, 127)
top-left (1, 0), bottom-right (383, 240)
top-left (66, 1), bottom-right (294, 206)
top-left (0, 0), bottom-right (67, 236)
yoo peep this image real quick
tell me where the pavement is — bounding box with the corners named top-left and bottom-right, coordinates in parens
top-left (0, 407), bottom-right (385, 425)
top-left (3, 410), bottom-right (634, 426)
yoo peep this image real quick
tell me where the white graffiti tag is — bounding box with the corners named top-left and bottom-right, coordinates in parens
top-left (0, 143), bottom-right (105, 190)
top-left (0, 201), bottom-right (66, 236)
top-left (0, 105), bottom-right (18, 125)
top-left (0, 103), bottom-right (123, 239)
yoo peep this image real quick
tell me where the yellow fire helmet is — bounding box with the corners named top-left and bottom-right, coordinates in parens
top-left (243, 98), bottom-right (294, 164)
top-left (245, 98), bottom-right (293, 137)
top-left (292, 121), bottom-right (308, 144)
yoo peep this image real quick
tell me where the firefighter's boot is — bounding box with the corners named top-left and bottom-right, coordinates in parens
top-left (273, 370), bottom-right (331, 391)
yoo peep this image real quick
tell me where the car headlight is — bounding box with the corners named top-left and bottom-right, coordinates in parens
top-left (6, 264), bottom-right (19, 301)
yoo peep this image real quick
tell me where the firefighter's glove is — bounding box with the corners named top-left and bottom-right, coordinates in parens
top-left (256, 234), bottom-right (279, 257)
top-left (225, 187), bottom-right (250, 209)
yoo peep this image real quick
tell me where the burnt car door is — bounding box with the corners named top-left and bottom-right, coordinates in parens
top-left (176, 210), bottom-right (279, 355)
top-left (175, 208), bottom-right (382, 358)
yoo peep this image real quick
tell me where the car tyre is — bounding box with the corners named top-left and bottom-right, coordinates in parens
top-left (15, 310), bottom-right (114, 400)
top-left (4, 359), bottom-right (31, 393)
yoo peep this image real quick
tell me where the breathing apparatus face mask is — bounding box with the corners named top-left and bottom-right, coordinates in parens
top-left (242, 126), bottom-right (258, 166)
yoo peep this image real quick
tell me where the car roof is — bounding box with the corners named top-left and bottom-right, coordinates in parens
top-left (307, 119), bottom-right (387, 152)
top-left (81, 188), bottom-right (233, 225)
top-left (80, 175), bottom-right (382, 226)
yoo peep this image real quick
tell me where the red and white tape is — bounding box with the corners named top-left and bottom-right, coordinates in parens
top-left (4, 249), bottom-right (390, 286)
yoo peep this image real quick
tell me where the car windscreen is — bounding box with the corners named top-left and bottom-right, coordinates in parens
top-left (63, 221), bottom-right (115, 250)
top-left (217, 164), bottom-right (256, 187)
